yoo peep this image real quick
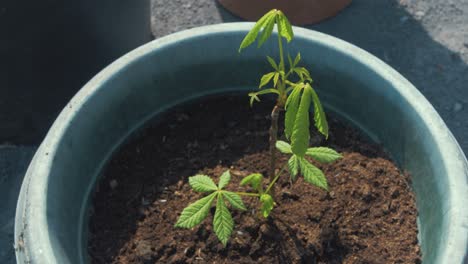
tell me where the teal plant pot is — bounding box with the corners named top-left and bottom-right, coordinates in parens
top-left (15, 23), bottom-right (468, 263)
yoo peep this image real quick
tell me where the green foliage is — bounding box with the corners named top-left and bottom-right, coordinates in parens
top-left (260, 194), bottom-right (275, 218)
top-left (298, 157), bottom-right (328, 190)
top-left (218, 170), bottom-right (231, 189)
top-left (276, 12), bottom-right (294, 42)
top-left (306, 147), bottom-right (342, 163)
top-left (239, 9), bottom-right (277, 51)
top-left (175, 192), bottom-right (217, 228)
top-left (240, 173), bottom-right (263, 191)
top-left (276, 140), bottom-right (292, 154)
top-left (276, 141), bottom-right (339, 188)
top-left (248, 89), bottom-right (280, 106)
top-left (222, 191), bottom-right (247, 211)
top-left (177, 9), bottom-right (343, 247)
top-left (239, 9), bottom-right (292, 52)
top-left (288, 155), bottom-right (299, 180)
top-left (291, 86), bottom-right (312, 157)
top-left (284, 84), bottom-right (303, 139)
top-left (189, 175), bottom-right (218, 192)
top-left (309, 84), bottom-right (329, 138)
top-left (176, 170), bottom-right (246, 245)
top-left (258, 14), bottom-right (276, 47)
top-left (267, 56), bottom-right (279, 70)
top-left (214, 195), bottom-right (234, 246)
top-left (259, 72), bottom-right (275, 88)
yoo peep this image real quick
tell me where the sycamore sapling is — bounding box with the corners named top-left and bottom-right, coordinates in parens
top-left (175, 9), bottom-right (342, 246)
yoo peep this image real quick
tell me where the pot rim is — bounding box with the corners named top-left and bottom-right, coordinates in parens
top-left (15, 23), bottom-right (468, 264)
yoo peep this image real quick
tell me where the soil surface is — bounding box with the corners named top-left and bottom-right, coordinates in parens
top-left (88, 96), bottom-right (421, 264)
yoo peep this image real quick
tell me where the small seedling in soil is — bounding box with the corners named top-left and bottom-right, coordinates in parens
top-left (176, 9), bottom-right (342, 246)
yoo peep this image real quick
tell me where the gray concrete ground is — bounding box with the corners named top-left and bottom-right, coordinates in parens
top-left (1, 0), bottom-right (467, 262)
top-left (0, 146), bottom-right (35, 263)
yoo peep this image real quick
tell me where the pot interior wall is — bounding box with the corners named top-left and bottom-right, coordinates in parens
top-left (36, 28), bottom-right (460, 263)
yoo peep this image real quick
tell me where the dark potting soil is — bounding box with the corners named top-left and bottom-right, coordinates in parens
top-left (88, 95), bottom-right (421, 264)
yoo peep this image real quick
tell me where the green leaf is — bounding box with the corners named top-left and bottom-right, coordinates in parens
top-left (240, 173), bottom-right (263, 190)
top-left (308, 84), bottom-right (329, 138)
top-left (288, 155), bottom-right (299, 180)
top-left (284, 85), bottom-right (302, 139)
top-left (293, 67), bottom-right (312, 82)
top-left (222, 191), bottom-right (247, 211)
top-left (276, 140), bottom-right (292, 154)
top-left (267, 56), bottom-right (279, 71)
top-left (249, 93), bottom-right (260, 106)
top-left (249, 89), bottom-right (280, 106)
top-left (294, 53), bottom-right (301, 67)
top-left (260, 194), bottom-right (274, 218)
top-left (258, 14), bottom-right (276, 48)
top-left (213, 195), bottom-right (234, 246)
top-left (239, 9), bottom-right (276, 52)
top-left (306, 147), bottom-right (342, 163)
top-left (218, 170), bottom-right (231, 189)
top-left (302, 68), bottom-right (312, 82)
top-left (287, 53), bottom-right (293, 69)
top-left (249, 88), bottom-right (280, 104)
top-left (257, 88), bottom-right (280, 95)
top-left (175, 192), bottom-right (217, 228)
top-left (259, 72), bottom-right (275, 88)
top-left (299, 158), bottom-right (328, 190)
top-left (291, 86), bottom-right (312, 157)
top-left (276, 11), bottom-right (294, 42)
top-left (189, 175), bottom-right (218, 192)
top-left (273, 72), bottom-right (280, 87)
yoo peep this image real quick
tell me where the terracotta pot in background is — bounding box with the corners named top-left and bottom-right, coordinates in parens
top-left (218, 0), bottom-right (352, 25)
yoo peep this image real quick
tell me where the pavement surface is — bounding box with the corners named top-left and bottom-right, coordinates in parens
top-left (0, 146), bottom-right (35, 263)
top-left (1, 0), bottom-right (467, 263)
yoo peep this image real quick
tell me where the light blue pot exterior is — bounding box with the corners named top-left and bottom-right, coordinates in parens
top-left (15, 23), bottom-right (468, 263)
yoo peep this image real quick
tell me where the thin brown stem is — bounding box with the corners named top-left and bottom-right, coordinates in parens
top-left (269, 105), bottom-right (282, 181)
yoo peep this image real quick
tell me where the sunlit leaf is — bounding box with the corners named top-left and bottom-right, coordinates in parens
top-left (299, 157), bottom-right (328, 190)
top-left (213, 195), bottom-right (234, 246)
top-left (306, 147), bottom-right (341, 163)
top-left (273, 72), bottom-right (280, 87)
top-left (276, 140), bottom-right (292, 154)
top-left (218, 170), bottom-right (231, 189)
top-left (259, 72), bottom-right (275, 88)
top-left (276, 11), bottom-right (294, 42)
top-left (291, 86), bottom-right (312, 157)
top-left (308, 84), bottom-right (329, 138)
top-left (222, 191), bottom-right (247, 211)
top-left (294, 53), bottom-right (301, 67)
top-left (288, 155), bottom-right (299, 180)
top-left (249, 93), bottom-right (260, 107)
top-left (287, 53), bottom-right (293, 69)
top-left (240, 173), bottom-right (263, 191)
top-left (260, 193), bottom-right (275, 218)
top-left (258, 14), bottom-right (276, 48)
top-left (189, 175), bottom-right (218, 192)
top-left (267, 56), bottom-right (279, 70)
top-left (239, 9), bottom-right (277, 51)
top-left (175, 192), bottom-right (216, 228)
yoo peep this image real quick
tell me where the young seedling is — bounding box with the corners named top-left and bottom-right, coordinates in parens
top-left (176, 9), bottom-right (342, 246)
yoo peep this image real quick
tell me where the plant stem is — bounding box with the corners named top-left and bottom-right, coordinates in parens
top-left (265, 163), bottom-right (288, 194)
top-left (269, 105), bottom-right (281, 181)
top-left (235, 192), bottom-right (260, 197)
top-left (277, 22), bottom-right (285, 73)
